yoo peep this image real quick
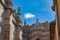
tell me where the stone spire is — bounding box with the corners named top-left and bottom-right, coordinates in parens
top-left (16, 7), bottom-right (22, 26)
top-left (24, 20), bottom-right (26, 28)
top-left (17, 7), bottom-right (21, 17)
top-left (36, 18), bottom-right (39, 23)
top-left (14, 7), bottom-right (22, 40)
top-left (35, 18), bottom-right (40, 25)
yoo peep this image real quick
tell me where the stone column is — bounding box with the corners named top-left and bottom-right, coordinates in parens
top-left (52, 0), bottom-right (59, 40)
top-left (3, 0), bottom-right (12, 40)
top-left (55, 1), bottom-right (60, 40)
top-left (15, 7), bottom-right (22, 40)
top-left (3, 8), bottom-right (11, 40)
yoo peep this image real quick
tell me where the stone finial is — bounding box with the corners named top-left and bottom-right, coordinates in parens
top-left (17, 7), bottom-right (21, 17)
top-left (24, 20), bottom-right (26, 28)
top-left (46, 21), bottom-right (48, 23)
top-left (36, 18), bottom-right (40, 25)
top-left (27, 24), bottom-right (29, 27)
top-left (24, 20), bottom-right (26, 25)
top-left (36, 18), bottom-right (39, 23)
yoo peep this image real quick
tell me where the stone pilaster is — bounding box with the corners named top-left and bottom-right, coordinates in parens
top-left (52, 0), bottom-right (59, 40)
top-left (3, 0), bottom-right (12, 40)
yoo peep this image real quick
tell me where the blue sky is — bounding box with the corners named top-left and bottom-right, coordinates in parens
top-left (12, 0), bottom-right (55, 25)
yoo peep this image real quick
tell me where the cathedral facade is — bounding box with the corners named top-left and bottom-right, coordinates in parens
top-left (0, 0), bottom-right (57, 40)
top-left (22, 19), bottom-right (50, 40)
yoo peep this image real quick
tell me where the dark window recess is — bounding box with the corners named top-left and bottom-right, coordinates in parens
top-left (36, 38), bottom-right (40, 40)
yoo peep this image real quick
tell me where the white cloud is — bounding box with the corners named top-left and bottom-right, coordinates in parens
top-left (25, 13), bottom-right (35, 18)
